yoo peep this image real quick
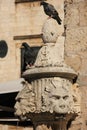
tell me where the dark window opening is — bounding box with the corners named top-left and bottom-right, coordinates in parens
top-left (0, 40), bottom-right (8, 58)
top-left (0, 93), bottom-right (33, 126)
top-left (21, 44), bottom-right (42, 73)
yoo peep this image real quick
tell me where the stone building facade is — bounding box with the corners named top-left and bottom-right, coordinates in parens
top-left (0, 0), bottom-right (87, 130)
top-left (64, 0), bottom-right (87, 130)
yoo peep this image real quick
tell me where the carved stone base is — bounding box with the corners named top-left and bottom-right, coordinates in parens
top-left (32, 113), bottom-right (77, 130)
top-left (14, 79), bottom-right (81, 121)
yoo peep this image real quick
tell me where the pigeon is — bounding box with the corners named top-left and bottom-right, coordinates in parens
top-left (21, 42), bottom-right (41, 72)
top-left (40, 1), bottom-right (62, 25)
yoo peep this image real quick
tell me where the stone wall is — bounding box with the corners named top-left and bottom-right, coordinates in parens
top-left (64, 0), bottom-right (87, 129)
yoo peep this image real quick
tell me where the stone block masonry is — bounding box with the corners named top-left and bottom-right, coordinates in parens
top-left (64, 0), bottom-right (87, 130)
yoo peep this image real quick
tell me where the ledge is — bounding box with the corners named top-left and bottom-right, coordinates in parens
top-left (22, 66), bottom-right (77, 81)
top-left (15, 0), bottom-right (45, 3)
top-left (14, 34), bottom-right (42, 40)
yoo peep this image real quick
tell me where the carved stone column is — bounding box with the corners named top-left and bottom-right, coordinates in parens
top-left (14, 19), bottom-right (81, 130)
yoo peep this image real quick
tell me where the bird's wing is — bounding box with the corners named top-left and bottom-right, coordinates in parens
top-left (47, 4), bottom-right (58, 15)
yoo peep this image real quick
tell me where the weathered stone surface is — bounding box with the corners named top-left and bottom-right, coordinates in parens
top-left (68, 85), bottom-right (87, 130)
top-left (65, 55), bottom-right (82, 72)
top-left (71, 83), bottom-right (81, 113)
top-left (78, 75), bottom-right (87, 86)
top-left (73, 0), bottom-right (86, 3)
top-left (34, 42), bottom-right (64, 67)
top-left (42, 19), bottom-right (62, 43)
top-left (79, 2), bottom-right (87, 26)
top-left (65, 27), bottom-right (87, 54)
top-left (14, 81), bottom-right (36, 120)
top-left (68, 115), bottom-right (83, 130)
top-left (65, 0), bottom-right (85, 4)
top-left (64, 4), bottom-right (80, 27)
top-left (65, 1), bottom-right (87, 27)
top-left (64, 0), bottom-right (87, 129)
top-left (79, 59), bottom-right (87, 75)
top-left (64, 0), bottom-right (73, 3)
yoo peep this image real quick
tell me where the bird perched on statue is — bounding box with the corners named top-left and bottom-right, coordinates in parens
top-left (40, 1), bottom-right (62, 25)
top-left (21, 42), bottom-right (41, 72)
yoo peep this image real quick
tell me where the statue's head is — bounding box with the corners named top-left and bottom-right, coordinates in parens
top-left (49, 85), bottom-right (73, 113)
top-left (41, 78), bottom-right (74, 114)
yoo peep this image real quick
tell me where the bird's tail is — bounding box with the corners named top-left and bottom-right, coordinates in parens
top-left (55, 15), bottom-right (62, 25)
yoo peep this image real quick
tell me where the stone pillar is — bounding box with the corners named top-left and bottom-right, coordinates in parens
top-left (14, 18), bottom-right (81, 130)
